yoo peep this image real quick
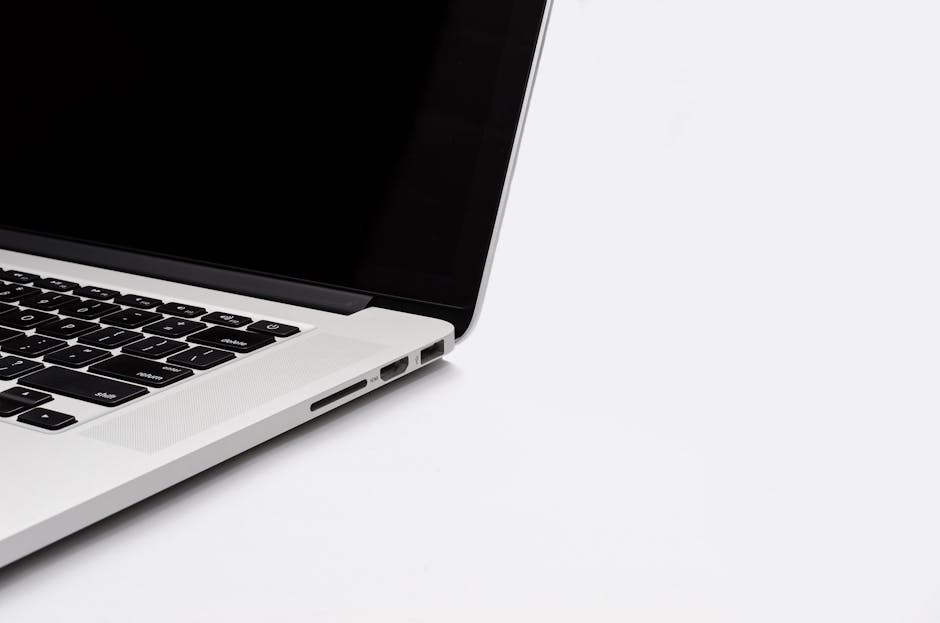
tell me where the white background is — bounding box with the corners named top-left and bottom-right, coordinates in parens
top-left (3, 1), bottom-right (940, 620)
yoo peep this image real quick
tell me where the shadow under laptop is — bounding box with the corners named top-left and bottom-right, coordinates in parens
top-left (0, 359), bottom-right (458, 588)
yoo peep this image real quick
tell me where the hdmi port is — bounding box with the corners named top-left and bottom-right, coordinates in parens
top-left (380, 357), bottom-right (409, 381)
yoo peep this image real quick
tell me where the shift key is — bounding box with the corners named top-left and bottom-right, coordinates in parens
top-left (20, 366), bottom-right (147, 406)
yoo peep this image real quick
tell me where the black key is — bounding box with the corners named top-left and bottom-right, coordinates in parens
top-left (123, 337), bottom-right (188, 359)
top-left (59, 300), bottom-right (121, 320)
top-left (79, 327), bottom-right (145, 348)
top-left (45, 345), bottom-right (112, 368)
top-left (113, 294), bottom-right (162, 309)
top-left (72, 285), bottom-right (120, 300)
top-left (0, 284), bottom-right (40, 302)
top-left (0, 356), bottom-right (43, 380)
top-left (0, 303), bottom-right (14, 316)
top-left (0, 387), bottom-right (53, 418)
top-left (33, 277), bottom-right (78, 292)
top-left (3, 335), bottom-right (68, 357)
top-left (0, 309), bottom-right (57, 330)
top-left (247, 320), bottom-right (300, 338)
top-left (89, 355), bottom-right (193, 388)
top-left (18, 408), bottom-right (76, 430)
top-left (20, 292), bottom-right (79, 311)
top-left (36, 318), bottom-right (99, 339)
top-left (167, 347), bottom-right (235, 370)
top-left (188, 326), bottom-right (274, 353)
top-left (0, 328), bottom-right (25, 344)
top-left (156, 302), bottom-right (207, 319)
top-left (202, 311), bottom-right (252, 328)
top-left (1, 270), bottom-right (38, 284)
top-left (20, 366), bottom-right (147, 406)
top-left (101, 309), bottom-right (162, 329)
top-left (0, 399), bottom-right (26, 418)
top-left (2, 386), bottom-right (54, 408)
top-left (143, 318), bottom-right (206, 338)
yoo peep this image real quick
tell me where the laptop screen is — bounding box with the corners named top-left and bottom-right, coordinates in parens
top-left (0, 2), bottom-right (547, 327)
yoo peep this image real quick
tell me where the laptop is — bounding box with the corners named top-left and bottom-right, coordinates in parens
top-left (0, 1), bottom-right (551, 567)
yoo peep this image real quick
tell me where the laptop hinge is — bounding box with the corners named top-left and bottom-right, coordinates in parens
top-left (0, 228), bottom-right (373, 315)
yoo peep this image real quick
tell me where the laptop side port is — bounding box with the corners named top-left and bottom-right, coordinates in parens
top-left (380, 357), bottom-right (409, 381)
top-left (310, 379), bottom-right (368, 412)
top-left (420, 340), bottom-right (445, 364)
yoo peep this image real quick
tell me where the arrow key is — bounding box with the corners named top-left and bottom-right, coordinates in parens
top-left (0, 386), bottom-right (53, 408)
top-left (0, 398), bottom-right (27, 418)
top-left (18, 408), bottom-right (76, 430)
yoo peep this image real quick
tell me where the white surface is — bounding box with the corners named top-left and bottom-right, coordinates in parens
top-left (3, 1), bottom-right (940, 620)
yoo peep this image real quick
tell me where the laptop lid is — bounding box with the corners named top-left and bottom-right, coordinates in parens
top-left (0, 2), bottom-right (551, 338)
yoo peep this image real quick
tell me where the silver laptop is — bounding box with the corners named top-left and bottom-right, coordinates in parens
top-left (0, 1), bottom-right (551, 567)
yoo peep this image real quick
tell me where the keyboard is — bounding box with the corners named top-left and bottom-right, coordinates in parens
top-left (0, 267), bottom-right (311, 432)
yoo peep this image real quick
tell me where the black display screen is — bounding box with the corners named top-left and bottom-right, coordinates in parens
top-left (0, 2), bottom-right (547, 331)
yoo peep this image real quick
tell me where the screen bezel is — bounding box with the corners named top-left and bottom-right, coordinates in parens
top-left (0, 1), bottom-right (551, 339)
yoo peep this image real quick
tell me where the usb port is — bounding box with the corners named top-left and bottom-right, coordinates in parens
top-left (420, 340), bottom-right (445, 364)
